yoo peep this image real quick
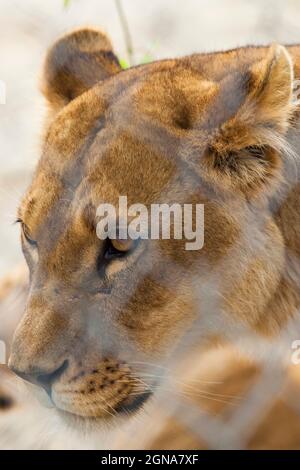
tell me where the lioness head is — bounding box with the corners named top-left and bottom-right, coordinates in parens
top-left (8, 28), bottom-right (297, 423)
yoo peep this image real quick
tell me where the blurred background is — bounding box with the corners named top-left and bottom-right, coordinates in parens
top-left (2, 0), bottom-right (300, 277)
top-left (1, 0), bottom-right (300, 450)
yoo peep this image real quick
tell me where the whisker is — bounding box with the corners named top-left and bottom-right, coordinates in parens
top-left (129, 372), bottom-right (242, 406)
top-left (130, 362), bottom-right (223, 384)
top-left (132, 372), bottom-right (238, 400)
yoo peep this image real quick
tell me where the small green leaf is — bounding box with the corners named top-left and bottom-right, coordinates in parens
top-left (119, 57), bottom-right (130, 70)
top-left (63, 0), bottom-right (71, 8)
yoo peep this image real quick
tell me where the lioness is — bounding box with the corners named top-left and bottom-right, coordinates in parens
top-left (8, 28), bottom-right (300, 426)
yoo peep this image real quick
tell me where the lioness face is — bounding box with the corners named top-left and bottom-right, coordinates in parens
top-left (9, 29), bottom-right (295, 422)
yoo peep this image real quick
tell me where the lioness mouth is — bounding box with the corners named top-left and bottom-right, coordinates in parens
top-left (115, 390), bottom-right (153, 415)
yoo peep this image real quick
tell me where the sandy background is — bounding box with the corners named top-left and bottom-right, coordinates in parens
top-left (1, 0), bottom-right (300, 276)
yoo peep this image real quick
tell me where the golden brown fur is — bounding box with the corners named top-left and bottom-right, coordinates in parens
top-left (6, 28), bottom-right (300, 425)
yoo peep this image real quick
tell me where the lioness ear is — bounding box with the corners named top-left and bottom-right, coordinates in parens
top-left (199, 45), bottom-right (296, 194)
top-left (245, 44), bottom-right (294, 133)
top-left (42, 28), bottom-right (121, 114)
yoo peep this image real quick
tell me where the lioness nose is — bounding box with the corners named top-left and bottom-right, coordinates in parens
top-left (9, 360), bottom-right (68, 395)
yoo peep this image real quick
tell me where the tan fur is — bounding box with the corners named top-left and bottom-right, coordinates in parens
top-left (2, 271), bottom-right (300, 449)
top-left (6, 29), bottom-right (300, 425)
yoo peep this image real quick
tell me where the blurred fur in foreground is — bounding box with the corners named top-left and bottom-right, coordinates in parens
top-left (2, 265), bottom-right (300, 449)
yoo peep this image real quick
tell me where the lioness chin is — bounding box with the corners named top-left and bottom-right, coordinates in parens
top-left (8, 27), bottom-right (300, 424)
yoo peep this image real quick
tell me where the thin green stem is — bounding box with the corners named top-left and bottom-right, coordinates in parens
top-left (115, 0), bottom-right (134, 66)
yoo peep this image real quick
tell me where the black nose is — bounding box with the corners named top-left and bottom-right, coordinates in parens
top-left (10, 361), bottom-right (68, 395)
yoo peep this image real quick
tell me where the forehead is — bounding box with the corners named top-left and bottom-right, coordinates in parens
top-left (20, 63), bottom-right (214, 229)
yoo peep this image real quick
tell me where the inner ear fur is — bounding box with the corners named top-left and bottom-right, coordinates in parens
top-left (202, 45), bottom-right (296, 195)
top-left (41, 27), bottom-right (121, 114)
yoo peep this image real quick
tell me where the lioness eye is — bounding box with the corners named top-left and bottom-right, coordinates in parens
top-left (104, 238), bottom-right (136, 260)
top-left (21, 224), bottom-right (37, 247)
